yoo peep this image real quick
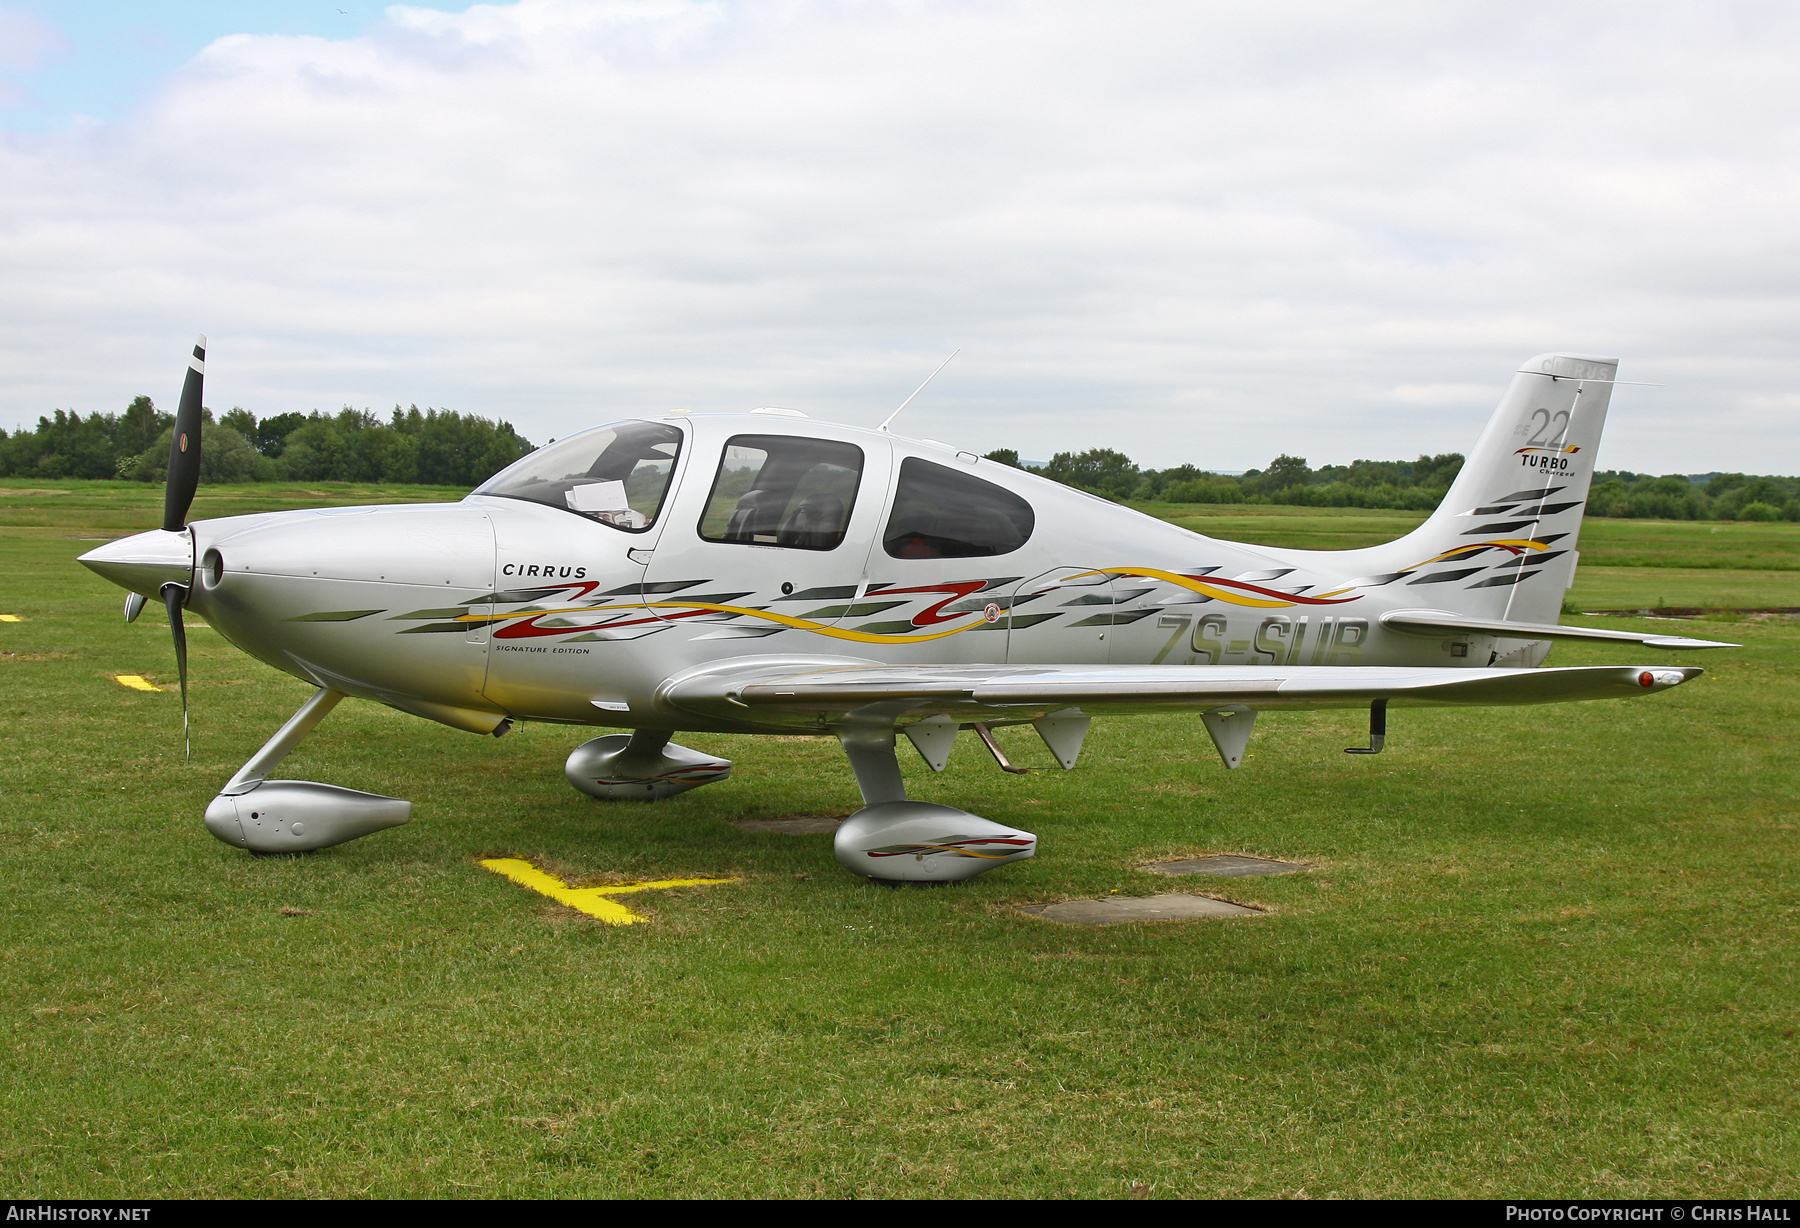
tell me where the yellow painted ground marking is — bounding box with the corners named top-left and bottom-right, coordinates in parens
top-left (0, 614), bottom-right (21, 622)
top-left (479, 858), bottom-right (739, 926)
top-left (114, 674), bottom-right (163, 692)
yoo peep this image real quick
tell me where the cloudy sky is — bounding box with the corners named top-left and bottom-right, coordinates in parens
top-left (3, 1), bottom-right (1798, 473)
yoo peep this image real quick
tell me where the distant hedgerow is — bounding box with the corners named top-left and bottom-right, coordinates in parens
top-left (1, 399), bottom-right (534, 486)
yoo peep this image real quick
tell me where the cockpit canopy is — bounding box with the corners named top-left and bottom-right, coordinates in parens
top-left (472, 418), bottom-right (1038, 558)
top-left (472, 420), bottom-right (682, 532)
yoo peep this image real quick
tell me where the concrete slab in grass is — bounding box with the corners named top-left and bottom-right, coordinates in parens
top-left (732, 815), bottom-right (845, 834)
top-left (1017, 894), bottom-right (1262, 926)
top-left (1143, 854), bottom-right (1309, 878)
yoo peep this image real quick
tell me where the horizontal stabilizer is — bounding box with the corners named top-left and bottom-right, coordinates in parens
top-left (1379, 608), bottom-right (1738, 650)
top-left (662, 658), bottom-right (1702, 727)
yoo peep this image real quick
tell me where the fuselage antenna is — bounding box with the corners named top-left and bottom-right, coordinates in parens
top-left (877, 349), bottom-right (959, 433)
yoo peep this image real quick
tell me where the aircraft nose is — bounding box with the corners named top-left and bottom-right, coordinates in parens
top-left (191, 504), bottom-right (496, 588)
top-left (79, 529), bottom-right (194, 598)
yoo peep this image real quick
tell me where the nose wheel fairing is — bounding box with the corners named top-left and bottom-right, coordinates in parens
top-left (205, 782), bottom-right (411, 854)
top-left (201, 687), bottom-right (412, 855)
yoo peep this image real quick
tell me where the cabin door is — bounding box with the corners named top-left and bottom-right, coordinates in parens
top-left (642, 428), bottom-right (892, 643)
top-left (1003, 568), bottom-right (1116, 664)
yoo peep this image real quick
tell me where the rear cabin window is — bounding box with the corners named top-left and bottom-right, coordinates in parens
top-left (699, 435), bottom-right (864, 551)
top-left (883, 457), bottom-right (1035, 558)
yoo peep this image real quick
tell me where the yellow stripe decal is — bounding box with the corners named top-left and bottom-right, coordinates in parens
top-left (647, 601), bottom-right (994, 643)
top-left (479, 857), bottom-right (738, 926)
top-left (465, 601), bottom-right (1001, 645)
top-left (1064, 567), bottom-right (1303, 608)
top-left (1416, 539), bottom-right (1550, 567)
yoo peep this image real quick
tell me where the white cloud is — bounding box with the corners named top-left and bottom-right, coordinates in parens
top-left (0, 7), bottom-right (65, 101)
top-left (2, 0), bottom-right (1799, 472)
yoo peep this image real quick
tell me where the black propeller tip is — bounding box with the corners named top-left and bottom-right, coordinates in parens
top-left (162, 334), bottom-right (207, 535)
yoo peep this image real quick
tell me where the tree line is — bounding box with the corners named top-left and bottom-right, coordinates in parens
top-left (983, 447), bottom-right (1469, 511)
top-left (4, 397), bottom-right (1796, 521)
top-left (0, 398), bottom-right (535, 487)
top-left (984, 447), bottom-right (1800, 522)
top-left (1583, 471), bottom-right (1798, 522)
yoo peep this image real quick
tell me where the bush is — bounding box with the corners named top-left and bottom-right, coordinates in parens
top-left (3, 397), bottom-right (534, 486)
top-left (1040, 448), bottom-right (1140, 500)
top-left (0, 399), bottom-right (168, 479)
top-left (123, 421), bottom-right (272, 483)
top-left (1162, 477), bottom-right (1244, 503)
top-left (986, 444), bottom-right (1800, 522)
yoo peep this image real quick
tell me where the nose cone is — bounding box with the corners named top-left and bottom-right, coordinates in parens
top-left (79, 529), bottom-right (193, 598)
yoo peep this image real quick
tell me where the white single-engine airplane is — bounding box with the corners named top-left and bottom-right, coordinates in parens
top-left (82, 342), bottom-right (1731, 880)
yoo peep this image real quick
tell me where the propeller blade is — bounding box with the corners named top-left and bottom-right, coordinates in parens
top-left (162, 334), bottom-right (206, 534)
top-left (161, 582), bottom-right (191, 760)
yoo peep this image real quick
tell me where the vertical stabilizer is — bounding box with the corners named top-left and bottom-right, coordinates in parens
top-left (1339, 353), bottom-right (1618, 627)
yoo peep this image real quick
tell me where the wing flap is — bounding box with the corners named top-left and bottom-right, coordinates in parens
top-left (1379, 608), bottom-right (1739, 650)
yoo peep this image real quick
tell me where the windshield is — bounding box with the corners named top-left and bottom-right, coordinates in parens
top-left (472, 420), bottom-right (683, 532)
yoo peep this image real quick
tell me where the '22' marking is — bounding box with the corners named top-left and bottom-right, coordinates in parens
top-left (1525, 407), bottom-right (1570, 449)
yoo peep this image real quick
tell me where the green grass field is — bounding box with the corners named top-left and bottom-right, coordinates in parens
top-left (3, 483), bottom-right (1796, 1198)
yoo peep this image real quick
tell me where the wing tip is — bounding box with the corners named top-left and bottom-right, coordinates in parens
top-left (1633, 666), bottom-right (1703, 691)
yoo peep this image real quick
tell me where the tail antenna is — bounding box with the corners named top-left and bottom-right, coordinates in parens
top-left (877, 349), bottom-right (959, 433)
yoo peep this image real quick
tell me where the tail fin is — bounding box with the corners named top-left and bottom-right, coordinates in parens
top-left (1324, 353), bottom-right (1619, 625)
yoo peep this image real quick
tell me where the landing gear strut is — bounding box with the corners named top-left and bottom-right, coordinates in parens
top-left (203, 687), bottom-right (411, 854)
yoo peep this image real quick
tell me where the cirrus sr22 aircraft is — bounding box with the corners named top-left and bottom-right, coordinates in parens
top-left (81, 342), bottom-right (1731, 881)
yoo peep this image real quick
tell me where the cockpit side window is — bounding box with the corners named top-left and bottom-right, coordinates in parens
top-left (699, 435), bottom-right (864, 551)
top-left (472, 420), bottom-right (683, 532)
top-left (883, 457), bottom-right (1035, 558)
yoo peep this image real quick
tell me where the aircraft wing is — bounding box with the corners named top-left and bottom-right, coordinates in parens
top-left (662, 660), bottom-right (1701, 725)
